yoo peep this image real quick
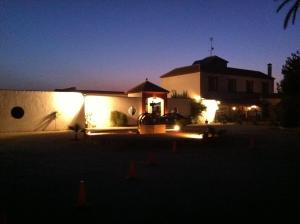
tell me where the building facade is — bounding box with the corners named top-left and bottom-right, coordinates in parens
top-left (0, 56), bottom-right (278, 132)
top-left (0, 80), bottom-right (186, 132)
top-left (161, 56), bottom-right (275, 123)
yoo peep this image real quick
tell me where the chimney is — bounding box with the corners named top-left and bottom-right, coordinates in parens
top-left (267, 63), bottom-right (272, 77)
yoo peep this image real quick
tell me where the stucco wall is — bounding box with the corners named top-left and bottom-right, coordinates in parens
top-left (128, 92), bottom-right (142, 97)
top-left (161, 72), bottom-right (200, 99)
top-left (79, 95), bottom-right (142, 128)
top-left (107, 96), bottom-right (142, 126)
top-left (167, 98), bottom-right (191, 117)
top-left (0, 90), bottom-right (85, 132)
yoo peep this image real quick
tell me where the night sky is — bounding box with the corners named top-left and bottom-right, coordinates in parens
top-left (0, 0), bottom-right (299, 92)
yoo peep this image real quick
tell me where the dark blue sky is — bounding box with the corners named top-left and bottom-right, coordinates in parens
top-left (0, 0), bottom-right (299, 91)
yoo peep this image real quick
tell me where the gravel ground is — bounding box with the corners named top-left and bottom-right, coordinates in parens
top-left (0, 124), bottom-right (300, 223)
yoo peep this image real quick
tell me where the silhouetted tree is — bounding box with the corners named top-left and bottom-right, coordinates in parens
top-left (279, 50), bottom-right (300, 127)
top-left (276, 0), bottom-right (300, 29)
top-left (190, 99), bottom-right (206, 123)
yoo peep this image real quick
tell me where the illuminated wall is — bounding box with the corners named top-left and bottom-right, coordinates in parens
top-left (161, 72), bottom-right (200, 98)
top-left (84, 95), bottom-right (142, 128)
top-left (0, 90), bottom-right (84, 132)
top-left (192, 95), bottom-right (220, 124)
top-left (84, 96), bottom-right (113, 128)
top-left (201, 99), bottom-right (220, 123)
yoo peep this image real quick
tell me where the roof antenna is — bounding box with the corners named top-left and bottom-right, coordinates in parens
top-left (209, 37), bottom-right (214, 56)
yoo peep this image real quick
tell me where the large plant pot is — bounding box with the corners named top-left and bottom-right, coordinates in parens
top-left (139, 124), bottom-right (166, 134)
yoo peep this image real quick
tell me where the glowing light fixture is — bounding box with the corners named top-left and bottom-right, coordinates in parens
top-left (179, 133), bottom-right (203, 139)
top-left (193, 95), bottom-right (201, 102)
top-left (232, 106), bottom-right (236, 111)
top-left (173, 125), bottom-right (181, 131)
top-left (86, 132), bottom-right (111, 136)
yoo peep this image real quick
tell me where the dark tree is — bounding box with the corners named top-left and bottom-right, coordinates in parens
top-left (279, 51), bottom-right (300, 127)
top-left (276, 0), bottom-right (300, 29)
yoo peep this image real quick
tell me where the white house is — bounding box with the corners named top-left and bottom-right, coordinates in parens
top-left (160, 55), bottom-right (276, 123)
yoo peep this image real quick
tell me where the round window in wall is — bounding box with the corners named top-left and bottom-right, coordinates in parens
top-left (128, 106), bottom-right (137, 116)
top-left (11, 106), bottom-right (25, 119)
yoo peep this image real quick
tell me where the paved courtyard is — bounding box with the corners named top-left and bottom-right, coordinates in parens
top-left (0, 124), bottom-right (300, 223)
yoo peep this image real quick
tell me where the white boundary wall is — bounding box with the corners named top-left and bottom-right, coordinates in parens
top-left (0, 90), bottom-right (143, 132)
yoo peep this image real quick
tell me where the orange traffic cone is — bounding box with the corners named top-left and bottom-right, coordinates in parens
top-left (145, 151), bottom-right (158, 166)
top-left (76, 180), bottom-right (87, 208)
top-left (126, 160), bottom-right (138, 180)
top-left (172, 141), bottom-right (177, 153)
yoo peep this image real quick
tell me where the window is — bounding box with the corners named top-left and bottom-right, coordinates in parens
top-left (246, 80), bottom-right (254, 93)
top-left (228, 79), bottom-right (237, 93)
top-left (11, 106), bottom-right (24, 119)
top-left (262, 82), bottom-right (269, 95)
top-left (208, 77), bottom-right (218, 91)
top-left (128, 106), bottom-right (136, 116)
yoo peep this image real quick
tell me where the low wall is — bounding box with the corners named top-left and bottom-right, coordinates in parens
top-left (139, 124), bottom-right (166, 134)
top-left (0, 90), bottom-right (85, 132)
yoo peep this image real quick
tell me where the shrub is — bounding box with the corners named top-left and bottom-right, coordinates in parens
top-left (111, 111), bottom-right (128, 126)
top-left (68, 123), bottom-right (82, 140)
top-left (190, 99), bottom-right (206, 123)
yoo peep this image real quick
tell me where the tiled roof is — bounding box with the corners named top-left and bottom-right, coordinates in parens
top-left (55, 88), bottom-right (126, 95)
top-left (77, 90), bottom-right (126, 95)
top-left (161, 55), bottom-right (274, 80)
top-left (193, 55), bottom-right (228, 65)
top-left (127, 80), bottom-right (169, 93)
top-left (160, 64), bottom-right (200, 78)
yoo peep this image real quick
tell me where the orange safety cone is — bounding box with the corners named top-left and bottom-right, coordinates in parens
top-left (172, 141), bottom-right (177, 153)
top-left (145, 151), bottom-right (158, 166)
top-left (76, 180), bottom-right (87, 208)
top-left (126, 160), bottom-right (138, 180)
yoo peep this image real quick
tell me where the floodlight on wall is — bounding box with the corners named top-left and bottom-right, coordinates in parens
top-left (192, 95), bottom-right (219, 124)
top-left (84, 96), bottom-right (113, 128)
top-left (202, 99), bottom-right (219, 123)
top-left (53, 92), bottom-right (84, 122)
